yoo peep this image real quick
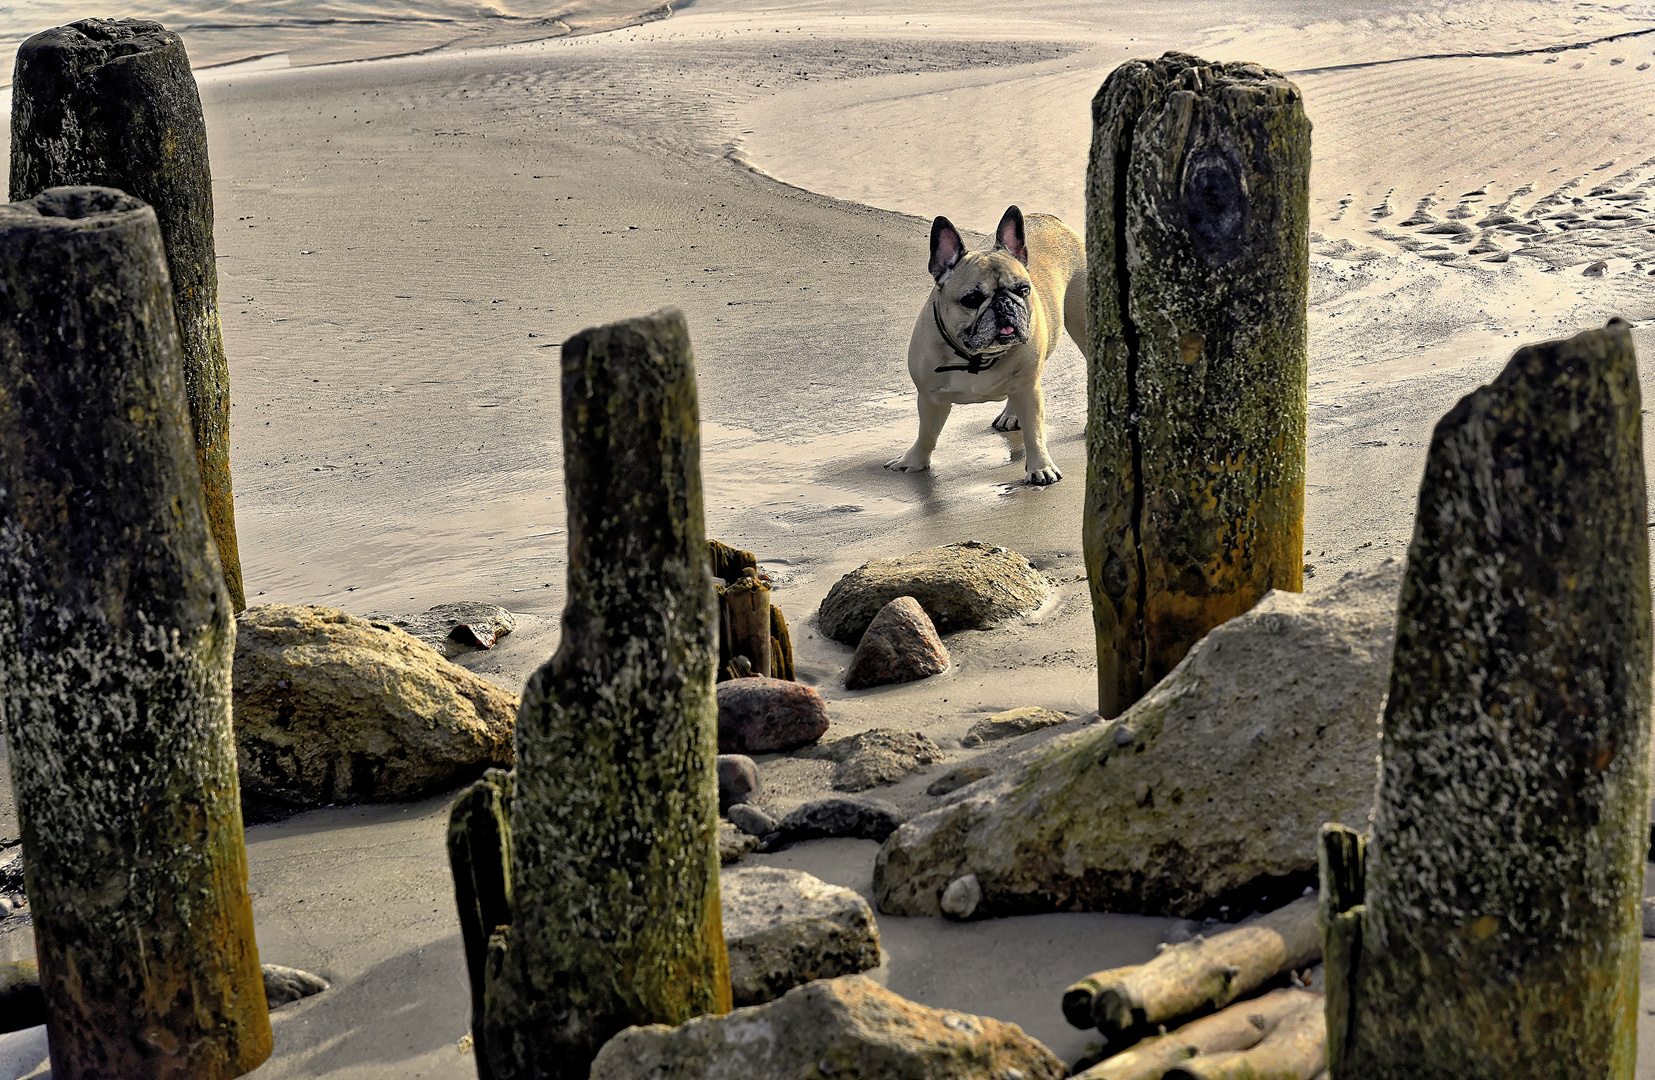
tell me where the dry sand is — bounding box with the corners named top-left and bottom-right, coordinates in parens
top-left (4, 0), bottom-right (1655, 1075)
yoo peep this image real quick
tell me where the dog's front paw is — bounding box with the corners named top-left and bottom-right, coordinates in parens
top-left (990, 406), bottom-right (1020, 432)
top-left (1025, 464), bottom-right (1063, 486)
top-left (885, 455), bottom-right (931, 474)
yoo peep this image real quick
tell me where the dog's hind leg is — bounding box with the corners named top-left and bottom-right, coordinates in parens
top-left (991, 402), bottom-right (1020, 432)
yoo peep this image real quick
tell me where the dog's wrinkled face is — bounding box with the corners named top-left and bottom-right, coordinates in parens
top-left (942, 254), bottom-right (1033, 354)
top-left (928, 207), bottom-right (1035, 355)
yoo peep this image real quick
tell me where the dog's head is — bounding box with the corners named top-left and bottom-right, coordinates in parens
top-left (928, 205), bottom-right (1034, 355)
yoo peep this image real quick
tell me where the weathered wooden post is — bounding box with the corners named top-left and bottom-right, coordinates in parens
top-left (472, 308), bottom-right (731, 1080)
top-left (11, 18), bottom-right (246, 611)
top-left (1084, 53), bottom-right (1310, 717)
top-left (0, 187), bottom-right (270, 1078)
top-left (1319, 320), bottom-right (1649, 1079)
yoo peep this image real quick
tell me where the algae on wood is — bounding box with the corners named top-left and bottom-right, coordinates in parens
top-left (1323, 320), bottom-right (1649, 1079)
top-left (1084, 53), bottom-right (1309, 717)
top-left (481, 308), bottom-right (731, 1080)
top-left (10, 18), bottom-right (245, 610)
top-left (0, 187), bottom-right (269, 1079)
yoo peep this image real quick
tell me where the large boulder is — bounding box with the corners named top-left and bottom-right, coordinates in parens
top-left (717, 676), bottom-right (831, 753)
top-left (845, 597), bottom-right (950, 690)
top-left (874, 563), bottom-right (1401, 919)
top-left (233, 604), bottom-right (517, 809)
top-left (819, 541), bottom-right (1048, 645)
top-left (721, 866), bottom-right (882, 1005)
top-left (589, 975), bottom-right (1067, 1080)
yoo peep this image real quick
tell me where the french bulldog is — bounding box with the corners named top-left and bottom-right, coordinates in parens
top-left (885, 204), bottom-right (1087, 485)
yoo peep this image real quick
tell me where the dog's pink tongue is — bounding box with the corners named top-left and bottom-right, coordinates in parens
top-left (999, 326), bottom-right (1015, 336)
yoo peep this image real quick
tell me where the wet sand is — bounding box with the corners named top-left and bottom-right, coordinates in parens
top-left (4, 0), bottom-right (1655, 1075)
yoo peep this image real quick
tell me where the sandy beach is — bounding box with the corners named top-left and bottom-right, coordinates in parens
top-left (3, 0), bottom-right (1655, 1075)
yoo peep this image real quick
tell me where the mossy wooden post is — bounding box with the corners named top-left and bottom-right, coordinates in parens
top-left (1321, 320), bottom-right (1650, 1079)
top-left (723, 570), bottom-right (773, 678)
top-left (0, 187), bottom-right (270, 1079)
top-left (481, 308), bottom-right (731, 1080)
top-left (1084, 53), bottom-right (1309, 718)
top-left (10, 18), bottom-right (245, 611)
top-left (448, 768), bottom-right (514, 1080)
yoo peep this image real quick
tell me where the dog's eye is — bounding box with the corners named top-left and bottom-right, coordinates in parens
top-left (960, 290), bottom-right (986, 307)
top-left (1014, 282), bottom-right (1031, 297)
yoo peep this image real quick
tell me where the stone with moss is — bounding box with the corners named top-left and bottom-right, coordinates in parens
top-left (589, 975), bottom-right (1066, 1080)
top-left (875, 563), bottom-right (1399, 919)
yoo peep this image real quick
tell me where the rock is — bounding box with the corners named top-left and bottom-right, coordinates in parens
top-left (0, 854), bottom-right (20, 895)
top-left (589, 974), bottom-right (1067, 1080)
top-left (233, 604), bottom-right (517, 809)
top-left (1583, 259), bottom-right (1609, 277)
top-left (959, 707), bottom-right (1070, 748)
top-left (262, 964), bottom-right (329, 1008)
top-left (727, 803), bottom-right (780, 838)
top-left (845, 597), bottom-right (951, 690)
top-left (720, 821), bottom-right (760, 864)
top-left (1643, 898), bottom-right (1655, 939)
top-left (388, 601), bottom-right (517, 658)
top-left (927, 766), bottom-right (993, 797)
top-left (718, 754), bottom-right (762, 811)
top-left (779, 796), bottom-right (906, 843)
top-left (721, 867), bottom-right (882, 1005)
top-left (717, 676), bottom-right (831, 753)
top-left (0, 898), bottom-right (10, 920)
top-left (940, 874), bottom-right (983, 920)
top-left (818, 541), bottom-right (1049, 645)
top-left (874, 562), bottom-right (1401, 918)
top-left (796, 729), bottom-right (945, 791)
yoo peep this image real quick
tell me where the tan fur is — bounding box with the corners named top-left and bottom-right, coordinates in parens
top-left (887, 208), bottom-right (1087, 485)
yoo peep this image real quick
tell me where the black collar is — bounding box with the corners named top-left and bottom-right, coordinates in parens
top-left (931, 298), bottom-right (1001, 374)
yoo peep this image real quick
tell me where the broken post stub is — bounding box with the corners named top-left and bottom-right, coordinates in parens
top-left (475, 308), bottom-right (731, 1080)
top-left (11, 18), bottom-right (246, 611)
top-left (0, 187), bottom-right (270, 1079)
top-left (1084, 53), bottom-right (1310, 718)
top-left (1320, 320), bottom-right (1649, 1079)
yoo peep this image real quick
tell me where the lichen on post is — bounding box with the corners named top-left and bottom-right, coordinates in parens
top-left (1325, 320), bottom-right (1649, 1079)
top-left (482, 308), bottom-right (731, 1080)
top-left (10, 18), bottom-right (246, 610)
top-left (0, 187), bottom-right (269, 1079)
top-left (1084, 53), bottom-right (1309, 717)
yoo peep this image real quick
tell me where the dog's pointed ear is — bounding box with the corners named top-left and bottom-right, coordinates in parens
top-left (929, 216), bottom-right (965, 286)
top-left (995, 205), bottom-right (1028, 265)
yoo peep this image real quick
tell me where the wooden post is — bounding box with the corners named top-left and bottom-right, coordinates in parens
top-left (482, 309), bottom-right (731, 1080)
top-left (448, 768), bottom-right (514, 1080)
top-left (722, 569), bottom-right (773, 678)
top-left (1324, 320), bottom-right (1649, 1079)
top-left (1084, 53), bottom-right (1309, 717)
top-left (11, 18), bottom-right (246, 611)
top-left (0, 187), bottom-right (270, 1079)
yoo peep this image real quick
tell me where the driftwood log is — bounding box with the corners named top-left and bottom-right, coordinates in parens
top-left (1161, 993), bottom-right (1324, 1080)
top-left (1077, 987), bottom-right (1323, 1080)
top-left (477, 309), bottom-right (731, 1080)
top-left (1065, 895), bottom-right (1321, 1036)
top-left (11, 18), bottom-right (245, 610)
top-left (0, 187), bottom-right (269, 1078)
top-left (1320, 321), bottom-right (1649, 1079)
top-left (1083, 52), bottom-right (1309, 717)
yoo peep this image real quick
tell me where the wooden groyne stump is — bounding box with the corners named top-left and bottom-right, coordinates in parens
top-left (1084, 53), bottom-right (1310, 717)
top-left (1320, 320), bottom-right (1649, 1079)
top-left (0, 187), bottom-right (269, 1079)
top-left (11, 18), bottom-right (246, 610)
top-left (460, 309), bottom-right (731, 1080)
